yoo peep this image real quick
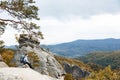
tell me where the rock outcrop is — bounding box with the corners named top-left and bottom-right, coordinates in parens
top-left (0, 68), bottom-right (62, 80)
top-left (63, 62), bottom-right (90, 79)
top-left (63, 62), bottom-right (71, 74)
top-left (18, 34), bottom-right (40, 48)
top-left (12, 34), bottom-right (64, 79)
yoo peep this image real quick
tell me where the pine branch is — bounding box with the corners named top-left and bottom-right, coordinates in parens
top-left (0, 18), bottom-right (21, 24)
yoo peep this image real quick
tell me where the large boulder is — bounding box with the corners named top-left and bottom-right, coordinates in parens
top-left (12, 34), bottom-right (64, 79)
top-left (71, 65), bottom-right (90, 79)
top-left (71, 65), bottom-right (84, 79)
top-left (0, 68), bottom-right (62, 80)
top-left (63, 62), bottom-right (71, 74)
top-left (63, 62), bottom-right (90, 79)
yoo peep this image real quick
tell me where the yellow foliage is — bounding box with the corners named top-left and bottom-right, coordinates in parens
top-left (0, 48), bottom-right (14, 66)
top-left (64, 74), bottom-right (74, 80)
top-left (27, 52), bottom-right (40, 68)
top-left (55, 56), bottom-right (120, 80)
top-left (88, 65), bottom-right (118, 80)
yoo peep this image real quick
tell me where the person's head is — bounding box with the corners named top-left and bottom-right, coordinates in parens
top-left (25, 53), bottom-right (28, 56)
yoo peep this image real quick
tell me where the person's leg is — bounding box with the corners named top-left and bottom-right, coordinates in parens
top-left (26, 62), bottom-right (34, 69)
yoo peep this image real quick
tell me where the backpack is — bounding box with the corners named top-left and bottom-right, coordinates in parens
top-left (20, 55), bottom-right (25, 63)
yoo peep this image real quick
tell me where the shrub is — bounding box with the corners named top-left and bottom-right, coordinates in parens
top-left (0, 48), bottom-right (15, 66)
top-left (27, 52), bottom-right (40, 68)
top-left (64, 74), bottom-right (74, 80)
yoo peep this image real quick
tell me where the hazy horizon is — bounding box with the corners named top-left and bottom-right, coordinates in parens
top-left (1, 0), bottom-right (120, 46)
top-left (4, 38), bottom-right (120, 46)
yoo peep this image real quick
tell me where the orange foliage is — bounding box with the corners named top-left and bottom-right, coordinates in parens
top-left (0, 49), bottom-right (14, 65)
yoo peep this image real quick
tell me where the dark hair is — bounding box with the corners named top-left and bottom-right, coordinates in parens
top-left (25, 53), bottom-right (28, 56)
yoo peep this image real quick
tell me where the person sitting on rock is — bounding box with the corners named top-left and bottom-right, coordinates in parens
top-left (23, 53), bottom-right (34, 69)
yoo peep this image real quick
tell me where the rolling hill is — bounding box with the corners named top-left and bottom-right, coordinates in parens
top-left (76, 50), bottom-right (120, 69)
top-left (41, 38), bottom-right (120, 57)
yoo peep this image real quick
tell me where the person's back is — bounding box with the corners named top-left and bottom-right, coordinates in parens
top-left (20, 55), bottom-right (25, 64)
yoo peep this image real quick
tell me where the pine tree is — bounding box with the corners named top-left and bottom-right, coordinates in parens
top-left (0, 0), bottom-right (43, 45)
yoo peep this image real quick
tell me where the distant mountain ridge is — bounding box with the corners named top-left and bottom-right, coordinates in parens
top-left (41, 38), bottom-right (120, 57)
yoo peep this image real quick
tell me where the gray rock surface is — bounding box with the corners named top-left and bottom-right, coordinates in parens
top-left (12, 34), bottom-right (64, 78)
top-left (63, 62), bottom-right (90, 79)
top-left (0, 62), bottom-right (8, 68)
top-left (0, 68), bottom-right (63, 80)
top-left (63, 62), bottom-right (71, 74)
top-left (71, 65), bottom-right (84, 79)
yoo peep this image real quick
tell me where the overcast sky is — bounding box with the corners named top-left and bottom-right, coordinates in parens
top-left (1, 0), bottom-right (120, 46)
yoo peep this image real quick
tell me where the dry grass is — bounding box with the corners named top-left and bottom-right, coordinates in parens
top-left (55, 55), bottom-right (92, 72)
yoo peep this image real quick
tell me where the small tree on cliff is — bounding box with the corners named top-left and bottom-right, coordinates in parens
top-left (0, 0), bottom-right (43, 46)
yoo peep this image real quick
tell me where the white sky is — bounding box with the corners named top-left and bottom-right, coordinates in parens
top-left (1, 0), bottom-right (120, 46)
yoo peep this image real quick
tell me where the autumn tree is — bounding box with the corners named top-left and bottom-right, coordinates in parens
top-left (0, 0), bottom-right (43, 46)
top-left (88, 65), bottom-right (118, 80)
